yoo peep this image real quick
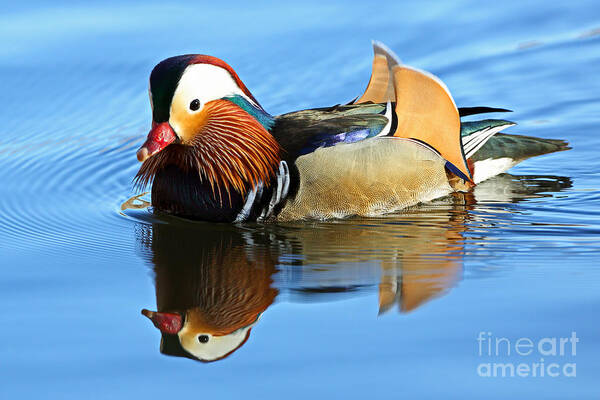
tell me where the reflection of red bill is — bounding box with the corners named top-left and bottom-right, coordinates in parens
top-left (136, 122), bottom-right (176, 162)
top-left (141, 309), bottom-right (182, 334)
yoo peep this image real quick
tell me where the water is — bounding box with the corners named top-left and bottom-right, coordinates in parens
top-left (1, 1), bottom-right (599, 398)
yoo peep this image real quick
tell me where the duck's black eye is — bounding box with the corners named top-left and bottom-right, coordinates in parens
top-left (189, 99), bottom-right (201, 111)
top-left (198, 335), bottom-right (209, 343)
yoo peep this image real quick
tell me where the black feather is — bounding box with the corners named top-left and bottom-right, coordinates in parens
top-left (458, 107), bottom-right (512, 117)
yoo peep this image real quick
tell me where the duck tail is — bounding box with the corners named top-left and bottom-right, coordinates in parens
top-left (461, 119), bottom-right (516, 159)
top-left (467, 128), bottom-right (570, 183)
top-left (471, 132), bottom-right (571, 162)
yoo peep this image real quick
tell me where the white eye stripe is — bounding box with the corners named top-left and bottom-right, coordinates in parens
top-left (172, 64), bottom-right (249, 113)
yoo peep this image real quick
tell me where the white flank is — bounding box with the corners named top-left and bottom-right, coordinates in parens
top-left (472, 157), bottom-right (518, 184)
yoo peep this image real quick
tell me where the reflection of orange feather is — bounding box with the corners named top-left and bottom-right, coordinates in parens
top-left (151, 227), bottom-right (278, 335)
top-left (187, 229), bottom-right (277, 336)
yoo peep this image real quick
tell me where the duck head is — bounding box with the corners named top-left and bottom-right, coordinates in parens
top-left (141, 307), bottom-right (262, 362)
top-left (135, 55), bottom-right (280, 198)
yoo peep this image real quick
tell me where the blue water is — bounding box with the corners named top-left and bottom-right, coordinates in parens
top-left (1, 1), bottom-right (600, 398)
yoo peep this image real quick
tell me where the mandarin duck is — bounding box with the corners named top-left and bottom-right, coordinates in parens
top-left (135, 42), bottom-right (569, 222)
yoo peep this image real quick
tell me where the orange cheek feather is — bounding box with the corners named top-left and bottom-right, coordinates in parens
top-left (194, 100), bottom-right (281, 197)
top-left (170, 99), bottom-right (210, 144)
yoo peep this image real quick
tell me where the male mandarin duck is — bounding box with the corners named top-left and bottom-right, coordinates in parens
top-left (135, 42), bottom-right (569, 222)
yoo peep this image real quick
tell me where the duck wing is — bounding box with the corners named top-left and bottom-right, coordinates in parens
top-left (271, 102), bottom-right (393, 160)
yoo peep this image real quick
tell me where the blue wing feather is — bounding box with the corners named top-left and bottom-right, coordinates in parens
top-left (299, 128), bottom-right (380, 155)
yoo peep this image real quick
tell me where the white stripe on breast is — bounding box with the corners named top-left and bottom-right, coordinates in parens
top-left (259, 160), bottom-right (290, 221)
top-left (234, 181), bottom-right (263, 222)
top-left (376, 101), bottom-right (393, 137)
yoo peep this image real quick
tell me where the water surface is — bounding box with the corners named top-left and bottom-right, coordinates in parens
top-left (1, 1), bottom-right (599, 398)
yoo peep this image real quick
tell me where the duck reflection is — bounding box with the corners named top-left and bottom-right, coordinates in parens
top-left (132, 173), bottom-right (571, 362)
top-left (137, 224), bottom-right (279, 362)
